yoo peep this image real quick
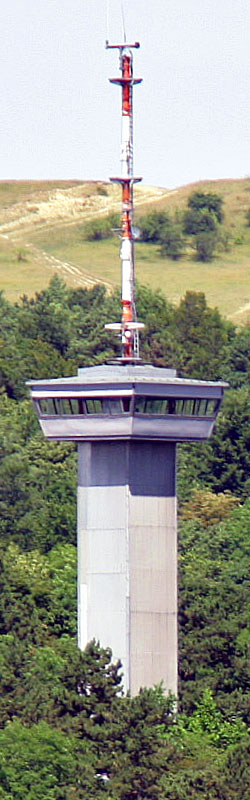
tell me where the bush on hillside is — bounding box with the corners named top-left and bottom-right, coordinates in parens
top-left (160, 222), bottom-right (186, 260)
top-left (137, 211), bottom-right (171, 243)
top-left (194, 231), bottom-right (219, 261)
top-left (84, 213), bottom-right (120, 241)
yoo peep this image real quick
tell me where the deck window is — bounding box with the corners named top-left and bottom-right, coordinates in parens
top-left (37, 395), bottom-right (220, 418)
top-left (37, 396), bottom-right (133, 416)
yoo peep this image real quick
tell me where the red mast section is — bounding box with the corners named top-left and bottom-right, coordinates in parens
top-left (105, 41), bottom-right (144, 361)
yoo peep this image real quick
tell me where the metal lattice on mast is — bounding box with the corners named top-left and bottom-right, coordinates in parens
top-left (105, 39), bottom-right (144, 361)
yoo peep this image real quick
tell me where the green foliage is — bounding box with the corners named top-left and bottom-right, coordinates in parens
top-left (223, 325), bottom-right (250, 387)
top-left (219, 737), bottom-right (250, 799)
top-left (19, 276), bottom-right (73, 356)
top-left (0, 276), bottom-right (248, 795)
top-left (204, 388), bottom-right (250, 497)
top-left (194, 231), bottom-right (219, 261)
top-left (172, 290), bottom-right (233, 379)
top-left (109, 688), bottom-right (174, 800)
top-left (137, 211), bottom-right (170, 242)
top-left (135, 284), bottom-right (182, 366)
top-left (0, 398), bottom-right (76, 552)
top-left (171, 689), bottom-right (247, 749)
top-left (137, 211), bottom-right (186, 260)
top-left (0, 541), bottom-right (76, 641)
top-left (184, 191), bottom-right (224, 230)
top-left (160, 221), bottom-right (186, 260)
top-left (0, 720), bottom-right (83, 800)
top-left (181, 488), bottom-right (240, 527)
top-left (84, 213), bottom-right (120, 241)
top-left (184, 207), bottom-right (218, 235)
top-left (137, 189), bottom-right (229, 264)
top-left (178, 387), bottom-right (250, 502)
top-left (183, 191), bottom-right (224, 262)
top-left (179, 498), bottom-right (250, 719)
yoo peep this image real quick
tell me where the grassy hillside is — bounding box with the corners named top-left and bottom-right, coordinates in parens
top-left (1, 177), bottom-right (250, 323)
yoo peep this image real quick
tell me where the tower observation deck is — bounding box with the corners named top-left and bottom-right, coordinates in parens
top-left (28, 42), bottom-right (228, 696)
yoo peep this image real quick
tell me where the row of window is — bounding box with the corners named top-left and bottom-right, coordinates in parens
top-left (37, 396), bottom-right (220, 418)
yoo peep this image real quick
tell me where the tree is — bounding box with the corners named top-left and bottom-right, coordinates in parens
top-left (160, 222), bottom-right (186, 260)
top-left (137, 211), bottom-right (170, 242)
top-left (219, 737), bottom-right (250, 799)
top-left (173, 290), bottom-right (233, 379)
top-left (183, 191), bottom-right (224, 262)
top-left (178, 388), bottom-right (250, 504)
top-left (19, 276), bottom-right (73, 356)
top-left (109, 687), bottom-right (174, 800)
top-left (184, 191), bottom-right (224, 233)
top-left (0, 720), bottom-right (87, 800)
top-left (223, 325), bottom-right (250, 388)
top-left (181, 488), bottom-right (240, 528)
top-left (194, 231), bottom-right (219, 262)
top-left (178, 497), bottom-right (250, 720)
top-left (84, 213), bottom-right (120, 241)
top-left (203, 388), bottom-right (250, 497)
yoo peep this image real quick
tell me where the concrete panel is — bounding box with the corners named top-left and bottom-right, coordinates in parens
top-left (87, 529), bottom-right (127, 574)
top-left (87, 573), bottom-right (128, 679)
top-left (78, 442), bottom-right (128, 487)
top-left (78, 583), bottom-right (87, 650)
top-left (129, 495), bottom-right (176, 528)
top-left (131, 417), bottom-right (215, 441)
top-left (84, 486), bottom-right (127, 529)
top-left (131, 649), bottom-right (177, 697)
top-left (130, 611), bottom-right (178, 696)
top-left (129, 525), bottom-right (176, 569)
top-left (128, 442), bottom-right (176, 497)
top-left (130, 568), bottom-right (177, 614)
top-left (40, 416), bottom-right (133, 440)
top-left (87, 572), bottom-right (127, 616)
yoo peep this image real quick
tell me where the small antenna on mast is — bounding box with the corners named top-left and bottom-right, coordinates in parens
top-left (106, 0), bottom-right (110, 43)
top-left (121, 0), bottom-right (127, 43)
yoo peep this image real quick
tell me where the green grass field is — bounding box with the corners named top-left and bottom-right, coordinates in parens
top-left (1, 177), bottom-right (250, 323)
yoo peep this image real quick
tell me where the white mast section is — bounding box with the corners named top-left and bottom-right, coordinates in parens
top-left (105, 40), bottom-right (144, 360)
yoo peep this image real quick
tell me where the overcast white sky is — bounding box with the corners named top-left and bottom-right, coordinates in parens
top-left (1, 0), bottom-right (250, 188)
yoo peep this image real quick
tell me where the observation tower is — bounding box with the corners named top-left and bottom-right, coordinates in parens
top-left (28, 42), bottom-right (227, 696)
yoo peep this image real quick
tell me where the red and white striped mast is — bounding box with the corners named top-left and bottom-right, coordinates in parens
top-left (105, 39), bottom-right (144, 361)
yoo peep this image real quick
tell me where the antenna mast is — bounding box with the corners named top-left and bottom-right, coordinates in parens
top-left (105, 40), bottom-right (144, 361)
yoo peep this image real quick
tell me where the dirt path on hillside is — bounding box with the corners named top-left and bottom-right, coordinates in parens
top-left (0, 184), bottom-right (175, 239)
top-left (0, 183), bottom-right (177, 291)
top-left (24, 243), bottom-right (113, 291)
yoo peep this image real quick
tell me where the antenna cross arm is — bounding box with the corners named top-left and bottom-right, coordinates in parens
top-left (105, 322), bottom-right (145, 332)
top-left (105, 40), bottom-right (140, 50)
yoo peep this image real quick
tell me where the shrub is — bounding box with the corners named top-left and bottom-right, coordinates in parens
top-left (137, 212), bottom-right (170, 243)
top-left (84, 213), bottom-right (120, 241)
top-left (194, 231), bottom-right (218, 262)
top-left (160, 223), bottom-right (186, 260)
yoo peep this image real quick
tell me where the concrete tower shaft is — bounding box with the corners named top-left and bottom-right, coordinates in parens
top-left (28, 365), bottom-right (228, 696)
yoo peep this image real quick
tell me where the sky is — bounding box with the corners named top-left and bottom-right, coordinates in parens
top-left (1, 0), bottom-right (250, 188)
